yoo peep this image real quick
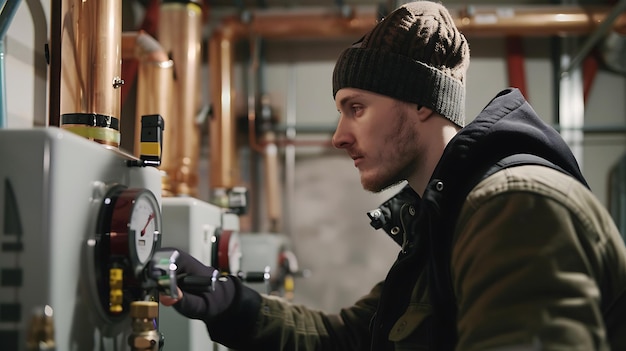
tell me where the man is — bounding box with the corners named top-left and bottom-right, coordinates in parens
top-left (160, 1), bottom-right (626, 350)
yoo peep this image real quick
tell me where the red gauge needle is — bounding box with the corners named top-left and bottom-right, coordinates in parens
top-left (141, 212), bottom-right (155, 237)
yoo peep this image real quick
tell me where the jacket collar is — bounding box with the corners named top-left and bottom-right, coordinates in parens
top-left (370, 88), bottom-right (588, 245)
top-left (428, 87), bottom-right (587, 214)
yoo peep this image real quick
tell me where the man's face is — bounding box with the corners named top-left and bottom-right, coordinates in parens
top-left (333, 88), bottom-right (421, 192)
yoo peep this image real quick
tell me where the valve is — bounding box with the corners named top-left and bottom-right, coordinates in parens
top-left (144, 248), bottom-right (271, 296)
top-left (127, 301), bottom-right (163, 351)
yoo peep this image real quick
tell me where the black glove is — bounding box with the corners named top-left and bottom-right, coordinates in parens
top-left (161, 248), bottom-right (239, 324)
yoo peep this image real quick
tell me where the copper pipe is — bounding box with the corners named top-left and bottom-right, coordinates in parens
top-left (457, 5), bottom-right (626, 37)
top-left (219, 7), bottom-right (378, 40)
top-left (122, 31), bottom-right (176, 197)
top-left (58, 0), bottom-right (123, 147)
top-left (213, 5), bottom-right (626, 40)
top-left (209, 27), bottom-right (239, 190)
top-left (246, 38), bottom-right (283, 230)
top-left (121, 32), bottom-right (172, 156)
top-left (121, 0), bottom-right (161, 107)
top-left (158, 1), bottom-right (203, 197)
top-left (247, 38), bottom-right (265, 155)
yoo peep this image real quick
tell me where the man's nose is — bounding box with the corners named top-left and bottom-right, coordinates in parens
top-left (332, 118), bottom-right (352, 149)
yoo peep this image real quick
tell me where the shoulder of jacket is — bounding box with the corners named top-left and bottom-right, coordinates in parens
top-left (462, 164), bottom-right (613, 239)
top-left (468, 164), bottom-right (579, 201)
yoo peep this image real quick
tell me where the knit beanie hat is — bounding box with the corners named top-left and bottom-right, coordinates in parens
top-left (332, 1), bottom-right (469, 127)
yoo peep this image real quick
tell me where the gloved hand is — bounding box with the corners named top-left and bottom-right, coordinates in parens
top-left (158, 247), bottom-right (239, 324)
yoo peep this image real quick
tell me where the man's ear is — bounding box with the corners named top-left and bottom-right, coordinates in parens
top-left (416, 105), bottom-right (434, 122)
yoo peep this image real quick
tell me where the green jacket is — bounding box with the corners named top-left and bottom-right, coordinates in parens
top-left (210, 89), bottom-right (626, 350)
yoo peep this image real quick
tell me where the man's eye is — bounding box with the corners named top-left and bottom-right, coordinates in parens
top-left (352, 105), bottom-right (363, 114)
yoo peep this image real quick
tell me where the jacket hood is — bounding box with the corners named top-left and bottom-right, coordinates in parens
top-left (432, 87), bottom-right (588, 193)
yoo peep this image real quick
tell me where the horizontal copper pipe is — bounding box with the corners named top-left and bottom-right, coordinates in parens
top-left (456, 5), bottom-right (626, 36)
top-left (214, 5), bottom-right (626, 39)
top-left (219, 7), bottom-right (378, 40)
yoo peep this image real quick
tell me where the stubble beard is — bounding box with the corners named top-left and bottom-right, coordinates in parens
top-left (360, 106), bottom-right (420, 193)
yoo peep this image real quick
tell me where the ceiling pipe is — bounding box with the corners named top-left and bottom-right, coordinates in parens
top-left (216, 7), bottom-right (378, 40)
top-left (212, 5), bottom-right (626, 40)
top-left (457, 5), bottom-right (626, 37)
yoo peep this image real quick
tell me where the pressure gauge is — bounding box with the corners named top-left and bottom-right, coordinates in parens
top-left (126, 190), bottom-right (160, 265)
top-left (103, 186), bottom-right (162, 270)
top-left (93, 184), bottom-right (162, 318)
top-left (212, 229), bottom-right (242, 274)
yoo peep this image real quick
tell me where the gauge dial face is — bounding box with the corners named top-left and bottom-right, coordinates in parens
top-left (129, 192), bottom-right (160, 265)
top-left (105, 186), bottom-right (162, 269)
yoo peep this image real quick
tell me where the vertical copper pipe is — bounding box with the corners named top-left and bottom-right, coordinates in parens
top-left (122, 32), bottom-right (176, 196)
top-left (59, 0), bottom-right (123, 147)
top-left (209, 28), bottom-right (240, 191)
top-left (158, 1), bottom-right (203, 197)
top-left (139, 60), bottom-right (176, 196)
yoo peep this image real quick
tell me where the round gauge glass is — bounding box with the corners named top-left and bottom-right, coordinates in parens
top-left (216, 230), bottom-right (242, 274)
top-left (129, 190), bottom-right (161, 265)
